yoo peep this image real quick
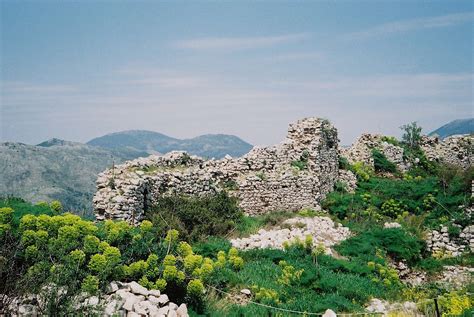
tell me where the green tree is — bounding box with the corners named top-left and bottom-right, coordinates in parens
top-left (400, 122), bottom-right (422, 149)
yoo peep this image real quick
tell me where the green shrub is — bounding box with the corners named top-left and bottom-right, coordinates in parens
top-left (338, 156), bottom-right (351, 170)
top-left (372, 149), bottom-right (398, 173)
top-left (146, 191), bottom-right (242, 242)
top-left (337, 227), bottom-right (424, 265)
top-left (0, 211), bottom-right (242, 314)
top-left (291, 149), bottom-right (310, 170)
top-left (352, 162), bottom-right (373, 181)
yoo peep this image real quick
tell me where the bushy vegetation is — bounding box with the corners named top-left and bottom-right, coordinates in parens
top-left (204, 244), bottom-right (393, 316)
top-left (322, 165), bottom-right (472, 231)
top-left (372, 149), bottom-right (398, 174)
top-left (0, 202), bottom-right (243, 314)
top-left (146, 192), bottom-right (242, 242)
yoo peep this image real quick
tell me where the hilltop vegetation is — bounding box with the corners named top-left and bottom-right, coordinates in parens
top-left (1, 122), bottom-right (472, 316)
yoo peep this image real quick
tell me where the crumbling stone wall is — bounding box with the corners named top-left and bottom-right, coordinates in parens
top-left (93, 118), bottom-right (339, 223)
top-left (341, 133), bottom-right (473, 172)
top-left (420, 135), bottom-right (473, 170)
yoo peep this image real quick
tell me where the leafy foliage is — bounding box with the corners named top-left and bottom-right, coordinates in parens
top-left (400, 121), bottom-right (423, 149)
top-left (372, 149), bottom-right (398, 173)
top-left (146, 192), bottom-right (242, 242)
top-left (0, 208), bottom-right (243, 314)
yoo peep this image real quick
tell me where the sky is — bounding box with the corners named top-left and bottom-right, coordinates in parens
top-left (1, 1), bottom-right (473, 146)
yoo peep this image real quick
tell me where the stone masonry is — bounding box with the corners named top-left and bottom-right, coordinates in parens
top-left (341, 133), bottom-right (473, 172)
top-left (93, 118), bottom-right (339, 223)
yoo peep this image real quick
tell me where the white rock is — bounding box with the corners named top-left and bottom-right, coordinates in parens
top-left (156, 306), bottom-right (169, 316)
top-left (107, 281), bottom-right (120, 294)
top-left (149, 289), bottom-right (161, 297)
top-left (322, 309), bottom-right (337, 317)
top-left (116, 289), bottom-right (133, 300)
top-left (87, 296), bottom-right (100, 306)
top-left (104, 299), bottom-right (119, 315)
top-left (129, 281), bottom-right (149, 296)
top-left (133, 302), bottom-right (148, 315)
top-left (176, 304), bottom-right (188, 317)
top-left (157, 294), bottom-right (169, 305)
top-left (168, 302), bottom-right (178, 310)
top-left (122, 295), bottom-right (144, 311)
top-left (168, 309), bottom-right (177, 317)
top-left (127, 312), bottom-right (140, 317)
top-left (148, 295), bottom-right (160, 305)
top-left (240, 289), bottom-right (251, 296)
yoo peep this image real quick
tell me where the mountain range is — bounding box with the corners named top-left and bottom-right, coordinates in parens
top-left (0, 132), bottom-right (252, 215)
top-left (87, 130), bottom-right (253, 159)
top-left (429, 118), bottom-right (473, 139)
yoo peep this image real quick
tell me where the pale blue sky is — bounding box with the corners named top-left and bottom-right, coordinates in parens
top-left (1, 1), bottom-right (473, 146)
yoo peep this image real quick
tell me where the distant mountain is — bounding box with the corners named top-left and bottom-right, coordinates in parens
top-left (0, 140), bottom-right (148, 216)
top-left (87, 130), bottom-right (253, 158)
top-left (429, 118), bottom-right (474, 139)
top-left (1, 131), bottom-right (252, 214)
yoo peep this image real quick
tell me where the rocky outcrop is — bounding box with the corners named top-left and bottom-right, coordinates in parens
top-left (93, 118), bottom-right (340, 223)
top-left (2, 281), bottom-right (188, 317)
top-left (230, 216), bottom-right (351, 255)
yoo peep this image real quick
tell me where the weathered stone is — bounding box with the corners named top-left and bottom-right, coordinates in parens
top-left (157, 294), bottom-right (169, 305)
top-left (122, 295), bottom-right (144, 311)
top-left (129, 281), bottom-right (149, 296)
top-left (133, 302), bottom-right (148, 315)
top-left (93, 118), bottom-right (340, 222)
top-left (176, 304), bottom-right (188, 317)
top-left (148, 290), bottom-right (161, 297)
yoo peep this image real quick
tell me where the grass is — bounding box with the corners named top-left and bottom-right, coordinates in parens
top-left (199, 246), bottom-right (392, 316)
top-left (232, 211), bottom-right (296, 238)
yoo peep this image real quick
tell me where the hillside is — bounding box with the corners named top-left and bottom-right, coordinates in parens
top-left (429, 118), bottom-right (474, 139)
top-left (0, 141), bottom-right (148, 214)
top-left (1, 131), bottom-right (252, 214)
top-left (87, 130), bottom-right (253, 158)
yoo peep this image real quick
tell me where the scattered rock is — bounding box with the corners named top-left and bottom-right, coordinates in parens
top-left (240, 289), bottom-right (251, 296)
top-left (231, 216), bottom-right (350, 254)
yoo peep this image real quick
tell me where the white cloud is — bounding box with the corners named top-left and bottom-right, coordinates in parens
top-left (174, 33), bottom-right (310, 51)
top-left (347, 12), bottom-right (474, 40)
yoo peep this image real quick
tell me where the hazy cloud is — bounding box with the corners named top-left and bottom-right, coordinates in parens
top-left (174, 33), bottom-right (310, 51)
top-left (2, 70), bottom-right (472, 146)
top-left (347, 12), bottom-right (474, 40)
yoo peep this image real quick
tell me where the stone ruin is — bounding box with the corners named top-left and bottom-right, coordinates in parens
top-left (341, 133), bottom-right (473, 172)
top-left (93, 117), bottom-right (473, 224)
top-left (93, 118), bottom-right (340, 223)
